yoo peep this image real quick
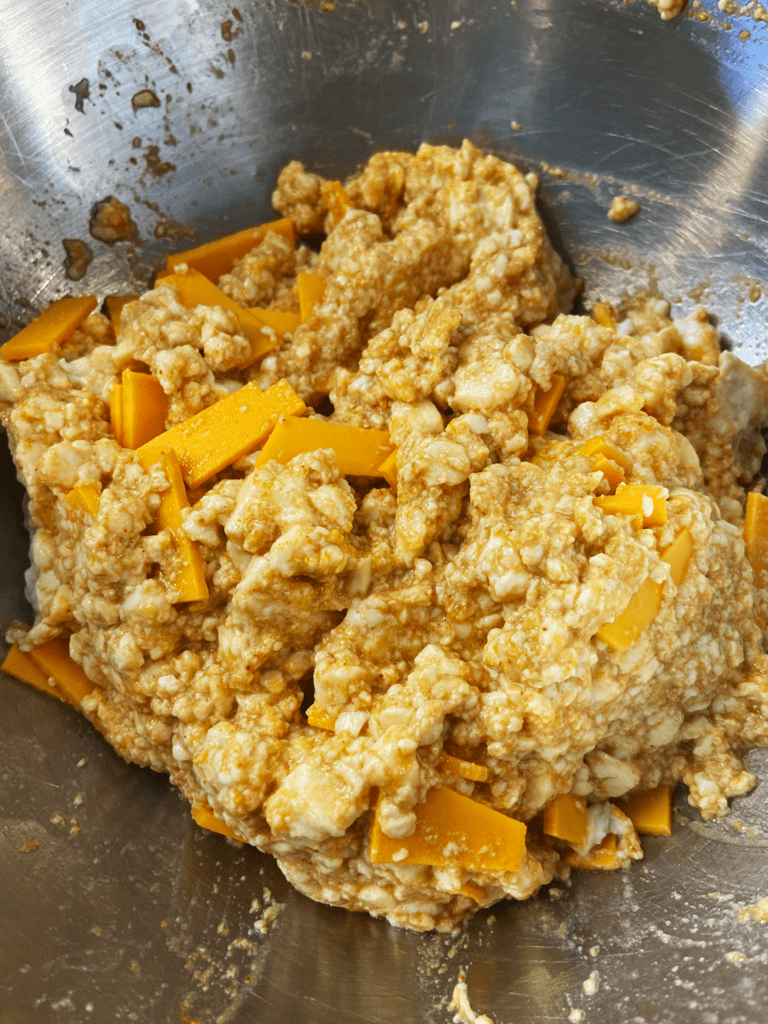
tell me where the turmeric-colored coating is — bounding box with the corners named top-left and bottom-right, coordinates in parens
top-left (745, 492), bottom-right (768, 589)
top-left (110, 383), bottom-right (124, 445)
top-left (165, 217), bottom-right (295, 281)
top-left (121, 370), bottom-right (168, 450)
top-left (296, 272), bottom-right (326, 322)
top-left (542, 792), bottom-right (589, 846)
top-left (616, 785), bottom-right (672, 836)
top-left (254, 417), bottom-right (393, 478)
top-left (137, 378), bottom-right (306, 489)
top-left (29, 637), bottom-right (97, 708)
top-left (369, 786), bottom-right (527, 874)
top-left (151, 449), bottom-right (209, 603)
top-left (0, 295), bottom-right (97, 362)
top-left (321, 181), bottom-right (351, 226)
top-left (528, 374), bottom-right (566, 435)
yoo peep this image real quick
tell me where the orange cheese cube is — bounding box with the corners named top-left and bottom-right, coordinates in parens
top-left (440, 754), bottom-right (489, 783)
top-left (121, 370), bottom-right (168, 450)
top-left (377, 450), bottom-right (398, 489)
top-left (562, 831), bottom-right (619, 870)
top-left (159, 269), bottom-right (285, 368)
top-left (528, 374), bottom-right (566, 435)
top-left (321, 180), bottom-right (351, 226)
top-left (29, 637), bottom-right (97, 708)
top-left (191, 805), bottom-right (240, 840)
top-left (165, 217), bottom-right (295, 281)
top-left (591, 302), bottom-right (617, 330)
top-left (542, 792), bottom-right (589, 847)
top-left (577, 436), bottom-right (629, 491)
top-left (297, 272), bottom-right (326, 322)
top-left (151, 449), bottom-right (209, 603)
top-left (306, 704), bottom-right (336, 731)
top-left (2, 643), bottom-right (64, 702)
top-left (64, 484), bottom-right (101, 517)
top-left (254, 417), bottom-right (393, 478)
top-left (661, 528), bottom-right (693, 587)
top-left (369, 787), bottom-right (527, 874)
top-left (0, 295), bottom-right (97, 362)
top-left (594, 484), bottom-right (667, 528)
top-left (137, 378), bottom-right (306, 489)
top-left (745, 492), bottom-right (768, 589)
top-left (616, 785), bottom-right (672, 837)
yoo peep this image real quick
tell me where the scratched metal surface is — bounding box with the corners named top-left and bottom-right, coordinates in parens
top-left (3, 1), bottom-right (768, 1022)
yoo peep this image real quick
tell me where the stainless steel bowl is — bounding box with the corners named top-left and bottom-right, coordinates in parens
top-left (3, 2), bottom-right (768, 1021)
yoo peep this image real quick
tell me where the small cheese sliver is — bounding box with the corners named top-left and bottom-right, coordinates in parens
top-left (65, 484), bottom-right (101, 517)
top-left (191, 804), bottom-right (240, 840)
top-left (369, 786), bottom-right (527, 874)
top-left (377, 450), bottom-right (398, 489)
top-left (596, 528), bottom-right (693, 651)
top-left (616, 785), bottom-right (672, 837)
top-left (577, 436), bottom-right (628, 491)
top-left (2, 643), bottom-right (65, 702)
top-left (165, 217), bottom-right (295, 281)
top-left (440, 754), bottom-right (489, 783)
top-left (254, 417), bottom-right (393, 478)
top-left (159, 269), bottom-right (287, 368)
top-left (542, 792), bottom-right (589, 847)
top-left (151, 449), bottom-right (209, 604)
top-left (745, 492), bottom-right (768, 589)
top-left (306, 704), bottom-right (336, 731)
top-left (1, 295), bottom-right (98, 362)
top-left (138, 378), bottom-right (306, 489)
top-left (121, 370), bottom-right (168, 450)
top-left (594, 484), bottom-right (667, 528)
top-left (528, 374), bottom-right (566, 436)
top-left (562, 832), bottom-right (619, 870)
top-left (297, 272), bottom-right (326, 322)
top-left (104, 293), bottom-right (139, 330)
top-left (29, 637), bottom-right (97, 708)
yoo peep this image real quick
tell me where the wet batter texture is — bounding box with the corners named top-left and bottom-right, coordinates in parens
top-left (2, 141), bottom-right (768, 931)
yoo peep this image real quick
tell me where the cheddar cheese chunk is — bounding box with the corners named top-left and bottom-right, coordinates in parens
top-left (596, 529), bottom-right (693, 651)
top-left (440, 754), bottom-right (489, 783)
top-left (306, 704), bottom-right (336, 731)
top-left (152, 449), bottom-right (209, 603)
top-left (64, 484), bottom-right (101, 517)
top-left (616, 785), bottom-right (672, 837)
top-left (542, 792), bottom-right (589, 847)
top-left (577, 436), bottom-right (628, 491)
top-left (594, 484), bottom-right (667, 528)
top-left (121, 370), bottom-right (168, 450)
top-left (377, 450), bottom-right (398, 489)
top-left (297, 272), bottom-right (326, 322)
top-left (562, 831), bottom-right (619, 870)
top-left (159, 269), bottom-right (286, 367)
top-left (2, 643), bottom-right (64, 701)
top-left (104, 293), bottom-right (139, 329)
top-left (165, 217), bottom-right (295, 281)
top-left (528, 374), bottom-right (566, 436)
top-left (254, 417), bottom-right (393, 478)
top-left (191, 804), bottom-right (241, 840)
top-left (29, 637), bottom-right (97, 708)
top-left (369, 786), bottom-right (527, 874)
top-left (745, 492), bottom-right (768, 589)
top-left (1, 295), bottom-right (98, 362)
top-left (137, 378), bottom-right (306, 488)
top-left (321, 180), bottom-right (351, 226)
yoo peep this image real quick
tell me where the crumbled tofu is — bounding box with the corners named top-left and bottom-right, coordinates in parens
top-left (607, 196), bottom-right (641, 223)
top-left (4, 141), bottom-right (768, 933)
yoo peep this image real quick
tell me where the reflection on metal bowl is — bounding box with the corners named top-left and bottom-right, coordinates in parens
top-left (2, 1), bottom-right (768, 1022)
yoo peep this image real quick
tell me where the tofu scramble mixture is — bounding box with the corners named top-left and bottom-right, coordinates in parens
top-left (3, 140), bottom-right (768, 932)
